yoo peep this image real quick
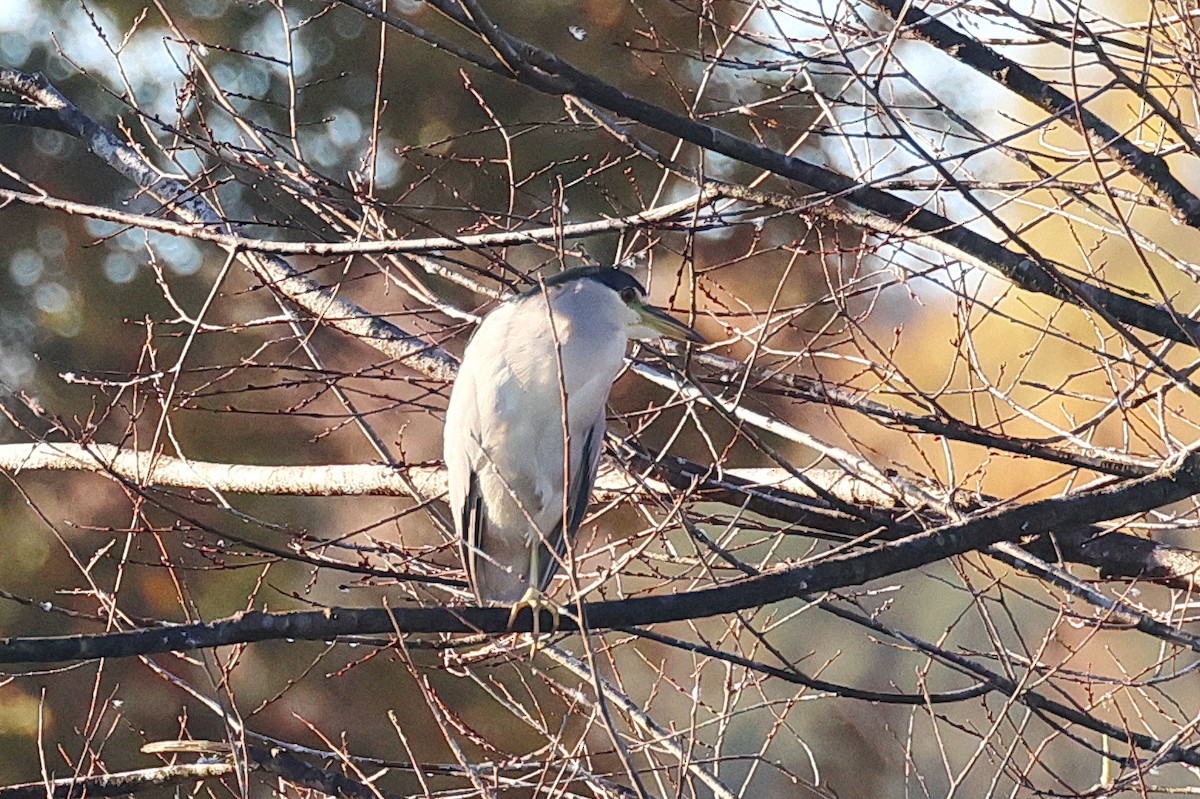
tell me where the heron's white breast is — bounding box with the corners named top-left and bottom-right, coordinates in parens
top-left (453, 280), bottom-right (629, 532)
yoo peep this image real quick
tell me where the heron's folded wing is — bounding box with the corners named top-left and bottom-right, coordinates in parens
top-left (534, 420), bottom-right (602, 592)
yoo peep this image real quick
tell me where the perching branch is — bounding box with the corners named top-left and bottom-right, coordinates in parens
top-left (6, 439), bottom-right (1196, 591)
top-left (5, 446), bottom-right (1200, 662)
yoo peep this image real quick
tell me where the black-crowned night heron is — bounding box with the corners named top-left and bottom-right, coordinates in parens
top-left (444, 266), bottom-right (705, 632)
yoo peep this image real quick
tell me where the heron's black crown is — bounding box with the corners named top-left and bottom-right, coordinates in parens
top-left (522, 267), bottom-right (646, 298)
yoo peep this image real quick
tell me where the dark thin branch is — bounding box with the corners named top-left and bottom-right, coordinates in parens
top-left (867, 604), bottom-right (1200, 770)
top-left (686, 347), bottom-right (1158, 479)
top-left (249, 742), bottom-right (409, 799)
top-left (638, 448), bottom-right (1200, 592)
top-left (619, 625), bottom-right (992, 705)
top-left (340, 0), bottom-right (1200, 348)
top-left (866, 0), bottom-right (1200, 227)
top-left (624, 611), bottom-right (1200, 772)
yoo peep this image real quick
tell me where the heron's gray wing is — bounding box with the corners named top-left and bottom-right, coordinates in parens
top-left (533, 421), bottom-right (602, 593)
top-left (459, 470), bottom-right (488, 600)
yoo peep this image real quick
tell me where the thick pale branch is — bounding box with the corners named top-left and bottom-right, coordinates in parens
top-left (0, 763), bottom-right (235, 799)
top-left (0, 740), bottom-right (405, 799)
top-left (0, 442), bottom-right (444, 497)
top-left (6, 441), bottom-right (1196, 589)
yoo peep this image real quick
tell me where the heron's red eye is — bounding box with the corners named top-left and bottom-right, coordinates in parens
top-left (620, 286), bottom-right (638, 303)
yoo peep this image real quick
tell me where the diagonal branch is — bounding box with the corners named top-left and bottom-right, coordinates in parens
top-left (336, 0), bottom-right (1200, 348)
top-left (866, 0), bottom-right (1200, 227)
top-left (0, 68), bottom-right (457, 381)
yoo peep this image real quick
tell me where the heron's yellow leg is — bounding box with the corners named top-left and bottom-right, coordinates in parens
top-left (506, 586), bottom-right (561, 636)
top-left (505, 543), bottom-right (561, 652)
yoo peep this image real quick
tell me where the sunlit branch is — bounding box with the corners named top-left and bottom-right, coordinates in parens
top-left (5, 446), bottom-right (1200, 662)
top-left (0, 184), bottom-right (724, 257)
top-left (346, 0), bottom-right (1200, 347)
top-left (867, 0), bottom-right (1200, 227)
top-left (0, 763), bottom-right (236, 799)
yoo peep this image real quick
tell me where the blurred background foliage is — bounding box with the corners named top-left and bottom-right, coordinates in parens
top-left (1, 0), bottom-right (1198, 797)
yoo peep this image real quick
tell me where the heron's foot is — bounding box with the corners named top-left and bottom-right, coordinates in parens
top-left (507, 588), bottom-right (561, 652)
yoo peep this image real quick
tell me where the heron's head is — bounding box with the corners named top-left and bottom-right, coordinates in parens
top-left (539, 267), bottom-right (706, 344)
